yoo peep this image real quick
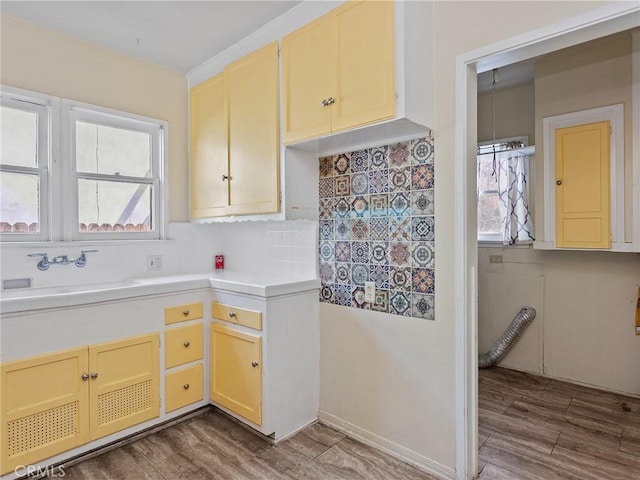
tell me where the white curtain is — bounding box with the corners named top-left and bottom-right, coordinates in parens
top-left (497, 152), bottom-right (535, 245)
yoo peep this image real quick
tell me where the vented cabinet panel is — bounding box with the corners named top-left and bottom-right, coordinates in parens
top-left (88, 333), bottom-right (159, 440)
top-left (1, 347), bottom-right (89, 475)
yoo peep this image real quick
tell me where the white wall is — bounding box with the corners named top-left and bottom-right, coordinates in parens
top-left (477, 82), bottom-right (535, 144)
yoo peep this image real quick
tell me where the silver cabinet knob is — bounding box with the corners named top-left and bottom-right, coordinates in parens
top-left (182, 310), bottom-right (189, 316)
top-left (81, 373), bottom-right (89, 381)
top-left (556, 180), bottom-right (563, 186)
top-left (229, 312), bottom-right (236, 319)
top-left (321, 99), bottom-right (328, 107)
top-left (90, 372), bottom-right (98, 379)
top-left (222, 174), bottom-right (229, 181)
top-left (251, 361), bottom-right (259, 368)
top-left (326, 97), bottom-right (335, 105)
top-left (183, 341), bottom-right (190, 348)
top-left (183, 384), bottom-right (190, 390)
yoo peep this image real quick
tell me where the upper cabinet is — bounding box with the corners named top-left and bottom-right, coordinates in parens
top-left (282, 1), bottom-right (395, 144)
top-left (190, 43), bottom-right (279, 219)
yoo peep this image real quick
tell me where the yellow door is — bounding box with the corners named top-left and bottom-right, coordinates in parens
top-left (555, 121), bottom-right (610, 249)
top-left (1, 347), bottom-right (89, 474)
top-left (190, 73), bottom-right (229, 218)
top-left (225, 42), bottom-right (280, 216)
top-left (332, 0), bottom-right (395, 132)
top-left (282, 14), bottom-right (335, 144)
top-left (88, 333), bottom-right (159, 440)
top-left (210, 324), bottom-right (262, 425)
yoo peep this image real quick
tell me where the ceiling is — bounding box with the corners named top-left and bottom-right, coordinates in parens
top-left (477, 59), bottom-right (536, 93)
top-left (0, 1), bottom-right (302, 72)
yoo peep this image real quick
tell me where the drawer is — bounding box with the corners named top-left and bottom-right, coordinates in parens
top-left (211, 302), bottom-right (262, 331)
top-left (165, 302), bottom-right (203, 325)
top-left (165, 324), bottom-right (203, 368)
top-left (165, 364), bottom-right (203, 413)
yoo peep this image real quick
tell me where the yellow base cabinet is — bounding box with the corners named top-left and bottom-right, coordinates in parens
top-left (210, 324), bottom-right (262, 425)
top-left (0, 334), bottom-right (159, 474)
top-left (165, 364), bottom-right (204, 413)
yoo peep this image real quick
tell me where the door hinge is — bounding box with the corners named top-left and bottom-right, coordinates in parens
top-left (279, 191), bottom-right (283, 205)
top-left (277, 45), bottom-right (281, 57)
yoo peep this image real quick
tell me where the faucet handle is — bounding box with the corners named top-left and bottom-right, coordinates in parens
top-left (27, 253), bottom-right (48, 258)
top-left (81, 250), bottom-right (99, 254)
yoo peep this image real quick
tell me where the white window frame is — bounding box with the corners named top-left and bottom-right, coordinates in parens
top-left (0, 85), bottom-right (167, 243)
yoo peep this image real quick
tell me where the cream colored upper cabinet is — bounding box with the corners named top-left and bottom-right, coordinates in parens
top-left (225, 42), bottom-right (280, 216)
top-left (190, 73), bottom-right (228, 218)
top-left (282, 0), bottom-right (395, 144)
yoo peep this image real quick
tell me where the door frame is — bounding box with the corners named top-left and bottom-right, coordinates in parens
top-left (453, 3), bottom-right (640, 479)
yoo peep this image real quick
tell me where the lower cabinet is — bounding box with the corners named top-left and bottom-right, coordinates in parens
top-left (0, 333), bottom-right (159, 474)
top-left (210, 324), bottom-right (262, 425)
top-left (165, 364), bottom-right (204, 413)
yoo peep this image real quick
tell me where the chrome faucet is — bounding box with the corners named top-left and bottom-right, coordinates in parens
top-left (27, 250), bottom-right (98, 271)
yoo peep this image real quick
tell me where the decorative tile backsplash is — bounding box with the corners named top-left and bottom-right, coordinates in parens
top-left (318, 134), bottom-right (435, 319)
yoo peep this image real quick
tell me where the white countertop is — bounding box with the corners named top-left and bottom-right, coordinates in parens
top-left (0, 271), bottom-right (320, 315)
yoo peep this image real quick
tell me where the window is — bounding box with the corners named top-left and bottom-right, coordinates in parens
top-left (0, 86), bottom-right (166, 242)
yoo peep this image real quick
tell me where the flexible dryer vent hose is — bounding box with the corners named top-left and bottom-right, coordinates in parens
top-left (478, 306), bottom-right (537, 369)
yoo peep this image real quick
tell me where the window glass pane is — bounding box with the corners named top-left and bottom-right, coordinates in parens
top-left (0, 105), bottom-right (38, 168)
top-left (0, 171), bottom-right (39, 233)
top-left (78, 179), bottom-right (151, 232)
top-left (478, 193), bottom-right (501, 235)
top-left (477, 156), bottom-right (499, 192)
top-left (76, 121), bottom-right (151, 177)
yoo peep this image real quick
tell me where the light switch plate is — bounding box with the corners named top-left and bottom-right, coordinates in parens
top-left (147, 255), bottom-right (163, 271)
top-left (364, 281), bottom-right (375, 303)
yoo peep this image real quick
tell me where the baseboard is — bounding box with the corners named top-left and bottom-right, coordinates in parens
top-left (318, 410), bottom-right (456, 480)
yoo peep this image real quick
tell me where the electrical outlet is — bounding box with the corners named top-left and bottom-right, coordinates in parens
top-left (364, 281), bottom-right (375, 303)
top-left (146, 255), bottom-right (163, 271)
top-left (489, 255), bottom-right (503, 264)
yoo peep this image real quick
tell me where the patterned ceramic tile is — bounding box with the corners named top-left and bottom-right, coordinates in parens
top-left (410, 137), bottom-right (434, 165)
top-left (334, 218), bottom-right (350, 241)
top-left (319, 241), bottom-right (334, 262)
top-left (368, 169), bottom-right (389, 194)
top-left (369, 264), bottom-right (389, 289)
top-left (334, 284), bottom-right (352, 306)
top-left (335, 175), bottom-right (350, 196)
top-left (350, 149), bottom-right (371, 173)
top-left (370, 241), bottom-right (388, 264)
top-left (412, 268), bottom-right (435, 294)
top-left (352, 286), bottom-right (370, 309)
top-left (389, 142), bottom-right (410, 167)
top-left (319, 197), bottom-right (334, 220)
top-left (389, 242), bottom-right (411, 266)
top-left (319, 220), bottom-right (334, 241)
top-left (335, 263), bottom-right (350, 285)
top-left (372, 289), bottom-right (389, 313)
top-left (319, 177), bottom-right (334, 198)
top-left (350, 195), bottom-right (369, 218)
top-left (335, 197), bottom-right (351, 218)
top-left (334, 154), bottom-right (351, 175)
top-left (412, 293), bottom-right (434, 320)
top-left (411, 164), bottom-right (434, 190)
top-left (350, 241), bottom-right (370, 264)
top-left (320, 156), bottom-right (334, 177)
top-left (389, 291), bottom-right (411, 316)
top-left (389, 166), bottom-right (411, 192)
top-left (411, 241), bottom-right (435, 268)
top-left (389, 266), bottom-right (412, 291)
top-left (334, 241), bottom-right (350, 262)
top-left (389, 193), bottom-right (410, 216)
top-left (370, 194), bottom-right (389, 217)
top-left (350, 263), bottom-right (369, 286)
top-left (369, 145), bottom-right (389, 169)
top-left (319, 284), bottom-right (334, 303)
top-left (319, 262), bottom-right (335, 284)
top-left (350, 218), bottom-right (369, 240)
top-left (411, 189), bottom-right (434, 216)
top-left (350, 172), bottom-right (368, 195)
top-left (412, 216), bottom-right (435, 241)
top-left (389, 216), bottom-right (411, 242)
top-left (369, 217), bottom-right (389, 242)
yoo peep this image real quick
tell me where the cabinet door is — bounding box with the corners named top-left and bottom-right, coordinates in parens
top-left (190, 73), bottom-right (228, 218)
top-left (333, 0), bottom-right (395, 132)
top-left (226, 42), bottom-right (280, 216)
top-left (282, 14), bottom-right (335, 144)
top-left (1, 348), bottom-right (89, 475)
top-left (210, 324), bottom-right (262, 425)
top-left (555, 121), bottom-right (610, 249)
top-left (88, 333), bottom-right (159, 440)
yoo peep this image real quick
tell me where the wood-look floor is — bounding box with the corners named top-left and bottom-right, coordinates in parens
top-left (63, 409), bottom-right (438, 480)
top-left (478, 366), bottom-right (640, 479)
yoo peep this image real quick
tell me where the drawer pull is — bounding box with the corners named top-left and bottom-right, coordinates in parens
top-left (251, 361), bottom-right (259, 368)
top-left (183, 383), bottom-right (190, 390)
top-left (182, 310), bottom-right (189, 316)
top-left (183, 341), bottom-right (190, 348)
top-left (81, 373), bottom-right (89, 381)
top-left (90, 372), bottom-right (98, 379)
top-left (229, 312), bottom-right (236, 319)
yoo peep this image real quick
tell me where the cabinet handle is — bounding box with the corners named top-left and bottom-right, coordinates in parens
top-left (326, 97), bottom-right (335, 105)
top-left (321, 99), bottom-right (329, 107)
top-left (222, 174), bottom-right (229, 181)
top-left (183, 383), bottom-right (190, 390)
top-left (229, 312), bottom-right (236, 319)
top-left (251, 361), bottom-right (259, 368)
top-left (183, 341), bottom-right (190, 348)
top-left (556, 179), bottom-right (563, 186)
top-left (90, 372), bottom-right (98, 379)
top-left (81, 373), bottom-right (89, 381)
top-left (182, 310), bottom-right (189, 316)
